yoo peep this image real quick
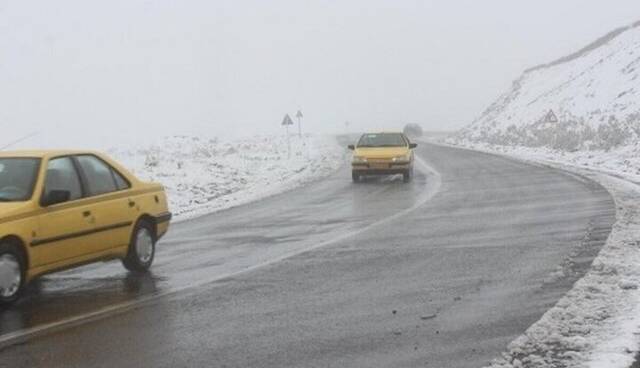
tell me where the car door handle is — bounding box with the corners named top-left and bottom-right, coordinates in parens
top-left (83, 211), bottom-right (92, 217)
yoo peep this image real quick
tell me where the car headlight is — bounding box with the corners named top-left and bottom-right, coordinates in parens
top-left (392, 154), bottom-right (411, 162)
top-left (352, 156), bottom-right (368, 163)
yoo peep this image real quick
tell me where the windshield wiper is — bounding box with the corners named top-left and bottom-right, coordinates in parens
top-left (0, 197), bottom-right (15, 202)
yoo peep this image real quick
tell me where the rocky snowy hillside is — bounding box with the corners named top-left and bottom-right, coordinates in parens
top-left (457, 20), bottom-right (640, 151)
top-left (109, 134), bottom-right (343, 220)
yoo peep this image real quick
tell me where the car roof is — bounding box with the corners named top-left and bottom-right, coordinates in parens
top-left (0, 150), bottom-right (103, 159)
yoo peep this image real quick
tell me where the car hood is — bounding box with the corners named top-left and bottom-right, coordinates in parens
top-left (0, 202), bottom-right (35, 220)
top-left (354, 147), bottom-right (410, 159)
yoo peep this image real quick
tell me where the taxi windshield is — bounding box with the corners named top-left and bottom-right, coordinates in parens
top-left (0, 158), bottom-right (41, 202)
top-left (357, 133), bottom-right (407, 148)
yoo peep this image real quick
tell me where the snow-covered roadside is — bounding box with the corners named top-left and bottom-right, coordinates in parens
top-left (441, 139), bottom-right (640, 368)
top-left (109, 134), bottom-right (344, 221)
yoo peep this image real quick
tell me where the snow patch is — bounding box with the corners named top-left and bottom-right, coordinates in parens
top-left (109, 134), bottom-right (343, 221)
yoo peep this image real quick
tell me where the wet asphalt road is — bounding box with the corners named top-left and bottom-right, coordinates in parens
top-left (0, 142), bottom-right (615, 368)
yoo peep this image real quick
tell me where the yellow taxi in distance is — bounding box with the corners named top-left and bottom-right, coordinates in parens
top-left (348, 132), bottom-right (418, 183)
top-left (0, 150), bottom-right (171, 304)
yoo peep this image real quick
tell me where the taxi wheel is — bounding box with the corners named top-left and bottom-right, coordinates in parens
top-left (352, 171), bottom-right (360, 182)
top-left (0, 242), bottom-right (25, 306)
top-left (123, 220), bottom-right (156, 272)
top-left (403, 169), bottom-right (412, 183)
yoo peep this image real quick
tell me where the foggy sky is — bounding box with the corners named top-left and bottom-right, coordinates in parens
top-left (2, 1), bottom-right (640, 149)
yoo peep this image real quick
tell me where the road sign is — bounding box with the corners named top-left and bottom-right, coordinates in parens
top-left (282, 114), bottom-right (294, 126)
top-left (296, 110), bottom-right (303, 119)
top-left (545, 109), bottom-right (558, 123)
top-left (282, 114), bottom-right (294, 159)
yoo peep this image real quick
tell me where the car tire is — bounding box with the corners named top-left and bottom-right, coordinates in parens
top-left (0, 242), bottom-right (26, 306)
top-left (123, 220), bottom-right (156, 272)
top-left (403, 169), bottom-right (412, 183)
top-left (352, 171), bottom-right (360, 183)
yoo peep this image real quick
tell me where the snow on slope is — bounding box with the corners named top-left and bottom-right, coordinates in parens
top-left (458, 20), bottom-right (640, 151)
top-left (109, 134), bottom-right (343, 221)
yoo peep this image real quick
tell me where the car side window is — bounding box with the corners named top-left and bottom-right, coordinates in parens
top-left (75, 155), bottom-right (120, 196)
top-left (44, 157), bottom-right (83, 201)
top-left (112, 169), bottom-right (130, 191)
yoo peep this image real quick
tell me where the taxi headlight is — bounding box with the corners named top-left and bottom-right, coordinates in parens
top-left (392, 154), bottom-right (411, 163)
top-left (352, 156), bottom-right (368, 163)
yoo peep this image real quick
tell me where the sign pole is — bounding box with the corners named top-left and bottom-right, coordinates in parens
top-left (286, 124), bottom-right (291, 159)
top-left (296, 110), bottom-right (304, 138)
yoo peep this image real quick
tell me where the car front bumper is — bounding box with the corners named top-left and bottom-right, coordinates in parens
top-left (352, 163), bottom-right (412, 175)
top-left (154, 212), bottom-right (172, 240)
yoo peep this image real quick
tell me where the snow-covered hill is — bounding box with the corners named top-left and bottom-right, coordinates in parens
top-left (457, 20), bottom-right (640, 151)
top-left (109, 134), bottom-right (343, 220)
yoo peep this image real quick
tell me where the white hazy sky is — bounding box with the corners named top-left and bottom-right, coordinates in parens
top-left (2, 1), bottom-right (640, 149)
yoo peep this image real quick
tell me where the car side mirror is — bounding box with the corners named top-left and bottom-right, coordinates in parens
top-left (347, 145), bottom-right (355, 150)
top-left (41, 190), bottom-right (71, 207)
top-left (409, 143), bottom-right (418, 149)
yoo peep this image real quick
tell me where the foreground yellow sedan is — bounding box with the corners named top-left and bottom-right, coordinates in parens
top-left (348, 132), bottom-right (417, 183)
top-left (0, 150), bottom-right (171, 304)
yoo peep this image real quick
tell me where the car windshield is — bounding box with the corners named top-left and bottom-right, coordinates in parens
top-left (357, 133), bottom-right (407, 147)
top-left (0, 158), bottom-right (41, 202)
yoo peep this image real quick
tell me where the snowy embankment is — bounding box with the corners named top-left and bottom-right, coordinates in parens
top-left (458, 20), bottom-right (640, 151)
top-left (109, 134), bottom-right (343, 221)
top-left (447, 18), bottom-right (640, 368)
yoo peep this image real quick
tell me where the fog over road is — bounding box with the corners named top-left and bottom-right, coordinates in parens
top-left (0, 142), bottom-right (615, 368)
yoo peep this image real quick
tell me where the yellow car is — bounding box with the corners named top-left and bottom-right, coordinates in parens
top-left (348, 132), bottom-right (418, 183)
top-left (0, 150), bottom-right (171, 304)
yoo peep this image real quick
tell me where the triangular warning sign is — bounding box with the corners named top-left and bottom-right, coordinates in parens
top-left (296, 110), bottom-right (303, 119)
top-left (545, 109), bottom-right (558, 123)
top-left (282, 114), bottom-right (294, 126)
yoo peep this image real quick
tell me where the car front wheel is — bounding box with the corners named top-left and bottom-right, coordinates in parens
top-left (123, 220), bottom-right (156, 272)
top-left (352, 171), bottom-right (360, 182)
top-left (403, 168), bottom-right (412, 183)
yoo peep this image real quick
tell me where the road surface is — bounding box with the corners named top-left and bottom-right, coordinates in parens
top-left (0, 142), bottom-right (615, 368)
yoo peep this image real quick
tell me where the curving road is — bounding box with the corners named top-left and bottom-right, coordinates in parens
top-left (0, 141), bottom-right (615, 368)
